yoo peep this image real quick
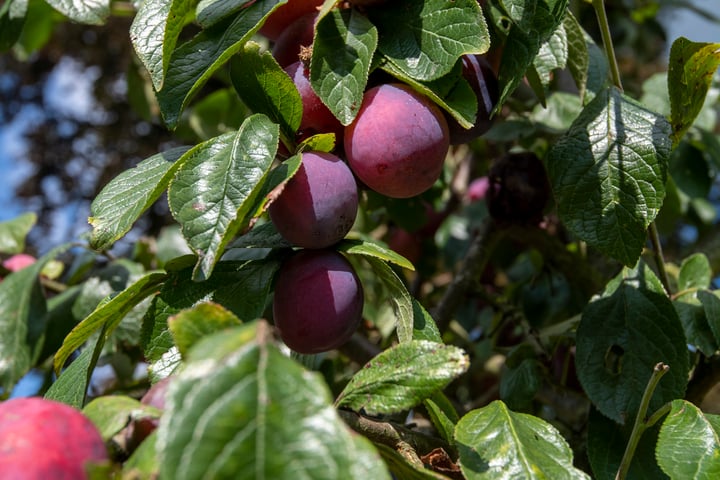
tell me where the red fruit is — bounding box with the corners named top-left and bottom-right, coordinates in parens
top-left (447, 55), bottom-right (499, 145)
top-left (344, 83), bottom-right (450, 198)
top-left (0, 397), bottom-right (108, 479)
top-left (269, 151), bottom-right (358, 249)
top-left (140, 376), bottom-right (173, 410)
top-left (259, 0), bottom-right (323, 41)
top-left (284, 61), bottom-right (343, 139)
top-left (273, 249), bottom-right (363, 354)
top-left (467, 176), bottom-right (490, 202)
top-left (2, 253), bottom-right (36, 272)
top-left (272, 12), bottom-right (316, 67)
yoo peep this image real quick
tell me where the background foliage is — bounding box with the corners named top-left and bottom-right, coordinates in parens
top-left (2, 0), bottom-right (720, 478)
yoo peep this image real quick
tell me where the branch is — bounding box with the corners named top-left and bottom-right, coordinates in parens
top-left (338, 409), bottom-right (456, 464)
top-left (432, 217), bottom-right (502, 333)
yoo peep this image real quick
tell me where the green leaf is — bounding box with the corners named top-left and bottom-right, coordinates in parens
top-left (83, 395), bottom-right (161, 440)
top-left (657, 400), bottom-right (720, 478)
top-left (547, 87), bottom-right (671, 266)
top-left (673, 292), bottom-right (717, 356)
top-left (363, 256), bottom-right (414, 343)
top-left (123, 431), bottom-right (160, 479)
top-left (369, 0), bottom-right (489, 82)
top-left (679, 252), bottom-right (712, 292)
top-left (297, 133), bottom-right (336, 153)
top-left (225, 221), bottom-right (292, 250)
top-left (44, 324), bottom-right (106, 408)
top-left (423, 391), bottom-right (459, 444)
top-left (168, 115), bottom-right (279, 281)
top-left (563, 10), bottom-right (588, 101)
top-left (89, 146), bottom-right (189, 250)
top-left (0, 245), bottom-right (68, 395)
top-left (53, 272), bottom-right (167, 374)
top-left (0, 0), bottom-right (27, 52)
top-left (379, 58), bottom-right (477, 129)
top-left (129, 0), bottom-right (195, 92)
top-left (586, 406), bottom-right (666, 480)
top-left (411, 298), bottom-right (442, 343)
top-left (337, 238), bottom-right (415, 271)
top-left (699, 290), bottom-right (720, 346)
top-left (196, 0), bottom-right (265, 28)
top-left (495, 0), bottom-right (569, 111)
top-left (499, 358), bottom-right (543, 410)
top-left (575, 272), bottom-right (688, 424)
top-left (229, 41), bottom-right (302, 143)
top-left (168, 302), bottom-right (242, 358)
top-left (335, 340), bottom-right (468, 415)
top-left (157, 0), bottom-right (281, 128)
top-left (668, 37), bottom-right (720, 145)
top-left (44, 0), bottom-right (109, 24)
top-left (0, 212), bottom-right (35, 254)
top-left (310, 8), bottom-right (378, 126)
top-left (533, 21), bottom-right (568, 86)
top-left (157, 322), bottom-right (390, 480)
top-left (455, 400), bottom-right (589, 479)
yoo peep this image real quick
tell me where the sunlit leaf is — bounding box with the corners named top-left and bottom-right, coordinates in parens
top-left (157, 322), bottom-right (390, 480)
top-left (548, 87), bottom-right (670, 266)
top-left (168, 114), bottom-right (278, 281)
top-left (455, 400), bottom-right (590, 479)
top-left (336, 340), bottom-right (468, 415)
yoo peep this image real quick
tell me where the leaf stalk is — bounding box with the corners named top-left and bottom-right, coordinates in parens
top-left (615, 362), bottom-right (669, 480)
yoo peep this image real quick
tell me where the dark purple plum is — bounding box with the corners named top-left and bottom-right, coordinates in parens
top-left (272, 12), bottom-right (316, 67)
top-left (447, 55), bottom-right (499, 145)
top-left (259, 0), bottom-right (323, 42)
top-left (269, 151), bottom-right (358, 249)
top-left (284, 61), bottom-right (343, 139)
top-left (344, 83), bottom-right (450, 198)
top-left (273, 249), bottom-right (363, 353)
top-left (487, 152), bottom-right (551, 225)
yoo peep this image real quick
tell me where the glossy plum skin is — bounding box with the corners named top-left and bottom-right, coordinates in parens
top-left (273, 249), bottom-right (363, 354)
top-left (284, 61), bottom-right (343, 139)
top-left (269, 151), bottom-right (358, 249)
top-left (271, 12), bottom-right (316, 67)
top-left (447, 55), bottom-right (499, 145)
top-left (344, 83), bottom-right (450, 198)
top-left (258, 0), bottom-right (323, 41)
top-left (0, 397), bottom-right (108, 479)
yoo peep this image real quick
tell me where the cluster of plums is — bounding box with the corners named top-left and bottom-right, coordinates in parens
top-left (260, 1), bottom-right (499, 354)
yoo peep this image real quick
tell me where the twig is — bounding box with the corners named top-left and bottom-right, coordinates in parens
top-left (337, 409), bottom-right (456, 463)
top-left (615, 362), bottom-right (669, 480)
top-left (432, 217), bottom-right (502, 333)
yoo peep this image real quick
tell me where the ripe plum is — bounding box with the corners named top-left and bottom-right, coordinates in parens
top-left (344, 83), bottom-right (449, 198)
top-left (273, 249), bottom-right (363, 353)
top-left (269, 151), bottom-right (358, 249)
top-left (259, 0), bottom-right (323, 41)
top-left (272, 12), bottom-right (316, 67)
top-left (0, 397), bottom-right (108, 479)
top-left (284, 61), bottom-right (343, 139)
top-left (447, 55), bottom-right (499, 145)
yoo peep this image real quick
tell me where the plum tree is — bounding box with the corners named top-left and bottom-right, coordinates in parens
top-left (447, 55), bottom-right (499, 145)
top-left (258, 0), bottom-right (323, 41)
top-left (272, 249), bottom-right (363, 354)
top-left (269, 151), bottom-right (358, 249)
top-left (0, 397), bottom-right (108, 479)
top-left (486, 151), bottom-right (551, 225)
top-left (271, 12), bottom-right (316, 67)
top-left (284, 61), bottom-right (344, 139)
top-left (344, 83), bottom-right (450, 198)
